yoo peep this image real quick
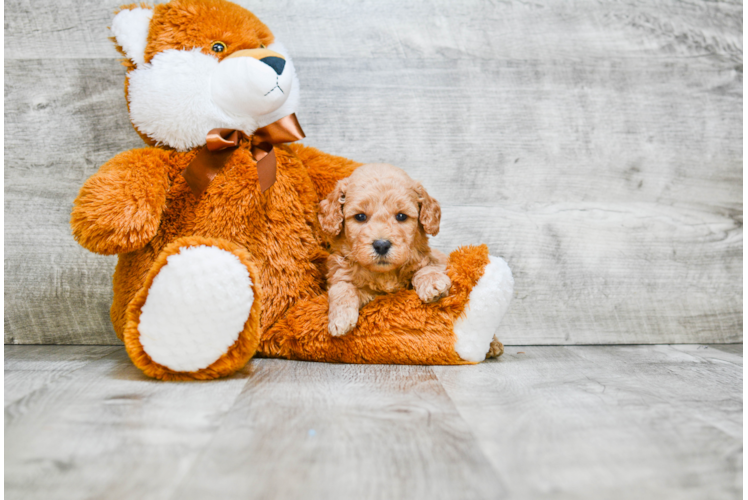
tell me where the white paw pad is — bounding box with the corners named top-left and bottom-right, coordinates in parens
top-left (138, 245), bottom-right (254, 372)
top-left (454, 256), bottom-right (514, 362)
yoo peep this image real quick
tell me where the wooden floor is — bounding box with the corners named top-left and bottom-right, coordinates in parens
top-left (5, 345), bottom-right (742, 500)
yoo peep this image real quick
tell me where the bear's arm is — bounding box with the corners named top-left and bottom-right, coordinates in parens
top-left (70, 148), bottom-right (173, 255)
top-left (288, 143), bottom-right (362, 201)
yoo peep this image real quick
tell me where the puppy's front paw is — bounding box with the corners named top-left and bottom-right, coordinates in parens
top-left (414, 272), bottom-right (451, 303)
top-left (328, 307), bottom-right (359, 336)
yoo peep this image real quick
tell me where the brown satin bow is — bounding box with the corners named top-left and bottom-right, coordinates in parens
top-left (181, 113), bottom-right (305, 197)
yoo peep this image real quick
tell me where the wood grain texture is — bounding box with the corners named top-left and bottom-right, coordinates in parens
top-left (433, 344), bottom-right (743, 500)
top-left (4, 345), bottom-right (119, 405)
top-left (4, 347), bottom-right (250, 500)
top-left (4, 0), bottom-right (742, 344)
top-left (5, 58), bottom-right (135, 344)
top-left (434, 204), bottom-right (742, 344)
top-left (4, 345), bottom-right (742, 499)
top-left (709, 343), bottom-right (744, 355)
top-left (5, 0), bottom-right (743, 63)
top-left (173, 360), bottom-right (505, 500)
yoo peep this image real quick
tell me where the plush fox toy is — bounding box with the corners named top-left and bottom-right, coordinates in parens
top-left (71, 0), bottom-right (515, 380)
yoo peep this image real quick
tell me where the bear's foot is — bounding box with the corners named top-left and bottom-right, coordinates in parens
top-left (124, 237), bottom-right (261, 380)
top-left (453, 255), bottom-right (514, 362)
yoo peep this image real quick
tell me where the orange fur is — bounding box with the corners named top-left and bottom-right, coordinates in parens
top-left (71, 148), bottom-right (172, 255)
top-left (71, 0), bottom-right (500, 379)
top-left (260, 245), bottom-right (490, 365)
top-left (144, 0), bottom-right (273, 64)
top-left (123, 236), bottom-right (262, 380)
top-left (287, 143), bottom-right (361, 201)
top-left (98, 144), bottom-right (335, 340)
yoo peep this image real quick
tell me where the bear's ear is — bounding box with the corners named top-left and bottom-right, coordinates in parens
top-left (110, 6), bottom-right (154, 68)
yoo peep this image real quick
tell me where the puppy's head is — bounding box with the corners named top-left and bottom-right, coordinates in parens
top-left (319, 164), bottom-right (441, 272)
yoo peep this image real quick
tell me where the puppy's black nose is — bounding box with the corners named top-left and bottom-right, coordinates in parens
top-left (373, 239), bottom-right (392, 256)
top-left (260, 56), bottom-right (285, 75)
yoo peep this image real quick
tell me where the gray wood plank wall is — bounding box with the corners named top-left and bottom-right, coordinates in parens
top-left (4, 0), bottom-right (742, 345)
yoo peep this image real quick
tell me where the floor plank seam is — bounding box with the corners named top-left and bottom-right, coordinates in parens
top-left (429, 363), bottom-right (514, 491)
top-left (163, 371), bottom-right (256, 500)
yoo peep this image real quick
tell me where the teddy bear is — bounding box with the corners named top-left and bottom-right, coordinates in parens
top-left (70, 0), bottom-right (515, 380)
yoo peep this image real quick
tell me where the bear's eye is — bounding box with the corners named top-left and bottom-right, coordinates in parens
top-left (211, 41), bottom-right (227, 53)
top-left (396, 213), bottom-right (408, 222)
top-left (354, 213), bottom-right (367, 222)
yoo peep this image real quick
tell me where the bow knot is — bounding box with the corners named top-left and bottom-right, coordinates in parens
top-left (182, 113), bottom-right (305, 197)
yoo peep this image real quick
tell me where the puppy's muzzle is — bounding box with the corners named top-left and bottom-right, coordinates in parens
top-left (373, 239), bottom-right (392, 256)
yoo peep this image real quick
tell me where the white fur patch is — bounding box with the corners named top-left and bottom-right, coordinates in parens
top-left (127, 42), bottom-right (300, 151)
top-left (138, 246), bottom-right (254, 372)
top-left (454, 255), bottom-right (514, 362)
top-left (110, 8), bottom-right (153, 68)
top-left (256, 42), bottom-right (301, 128)
top-left (128, 49), bottom-right (250, 151)
top-left (211, 46), bottom-right (294, 118)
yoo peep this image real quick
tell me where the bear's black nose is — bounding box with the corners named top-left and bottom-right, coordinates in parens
top-left (373, 240), bottom-right (392, 256)
top-left (260, 56), bottom-right (285, 75)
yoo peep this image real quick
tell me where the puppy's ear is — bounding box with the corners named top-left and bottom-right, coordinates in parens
top-left (319, 178), bottom-right (349, 236)
top-left (415, 183), bottom-right (441, 236)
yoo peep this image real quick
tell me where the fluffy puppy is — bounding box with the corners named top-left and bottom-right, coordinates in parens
top-left (319, 163), bottom-right (451, 336)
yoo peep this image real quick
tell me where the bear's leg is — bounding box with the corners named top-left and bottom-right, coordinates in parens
top-left (260, 245), bottom-right (513, 364)
top-left (123, 237), bottom-right (262, 380)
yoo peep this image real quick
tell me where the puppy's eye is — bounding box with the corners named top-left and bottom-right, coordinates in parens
top-left (260, 43), bottom-right (266, 49)
top-left (354, 213), bottom-right (367, 222)
top-left (211, 41), bottom-right (227, 53)
top-left (396, 213), bottom-right (408, 222)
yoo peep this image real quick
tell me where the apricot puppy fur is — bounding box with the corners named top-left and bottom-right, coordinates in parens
top-left (319, 163), bottom-right (451, 336)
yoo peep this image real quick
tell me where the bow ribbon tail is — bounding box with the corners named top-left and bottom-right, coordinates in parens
top-left (182, 145), bottom-right (238, 198)
top-left (252, 142), bottom-right (277, 193)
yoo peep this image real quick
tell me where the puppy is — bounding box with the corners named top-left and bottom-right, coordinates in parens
top-left (318, 163), bottom-right (451, 336)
